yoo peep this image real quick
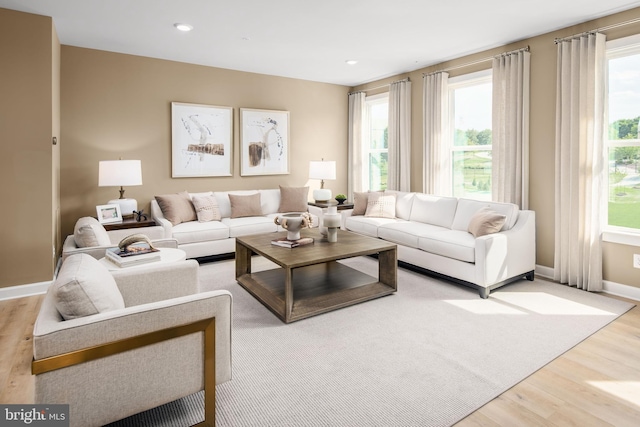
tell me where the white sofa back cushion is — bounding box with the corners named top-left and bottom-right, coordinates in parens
top-left (409, 194), bottom-right (459, 228)
top-left (384, 190), bottom-right (415, 220)
top-left (451, 199), bottom-right (520, 232)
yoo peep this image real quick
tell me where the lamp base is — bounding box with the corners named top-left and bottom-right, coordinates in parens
top-left (108, 198), bottom-right (137, 219)
top-left (313, 189), bottom-right (332, 203)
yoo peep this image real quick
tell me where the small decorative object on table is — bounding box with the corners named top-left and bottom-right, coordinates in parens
top-left (105, 234), bottom-right (160, 267)
top-left (323, 203), bottom-right (341, 243)
top-left (273, 212), bottom-right (313, 241)
top-left (133, 209), bottom-right (148, 222)
top-left (271, 236), bottom-right (314, 248)
top-left (335, 194), bottom-right (347, 205)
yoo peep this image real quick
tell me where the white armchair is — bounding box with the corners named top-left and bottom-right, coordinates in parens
top-left (62, 216), bottom-right (177, 261)
top-left (32, 254), bottom-right (232, 427)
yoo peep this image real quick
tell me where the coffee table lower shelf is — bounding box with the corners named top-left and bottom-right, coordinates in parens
top-left (237, 261), bottom-right (395, 323)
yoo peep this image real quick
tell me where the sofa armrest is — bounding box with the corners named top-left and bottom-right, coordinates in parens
top-left (62, 235), bottom-right (178, 262)
top-left (111, 259), bottom-right (199, 306)
top-left (151, 199), bottom-right (173, 238)
top-left (475, 210), bottom-right (536, 286)
top-left (340, 209), bottom-right (354, 230)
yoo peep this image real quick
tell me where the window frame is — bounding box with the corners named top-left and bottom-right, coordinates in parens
top-left (362, 92), bottom-right (389, 191)
top-left (603, 34), bottom-right (640, 245)
top-left (447, 69), bottom-right (493, 200)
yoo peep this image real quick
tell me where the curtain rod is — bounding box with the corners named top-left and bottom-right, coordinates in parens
top-left (349, 77), bottom-right (410, 95)
top-left (554, 16), bottom-right (640, 44)
top-left (422, 46), bottom-right (530, 77)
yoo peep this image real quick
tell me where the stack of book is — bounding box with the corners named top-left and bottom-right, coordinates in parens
top-left (105, 243), bottom-right (161, 268)
top-left (270, 237), bottom-right (314, 248)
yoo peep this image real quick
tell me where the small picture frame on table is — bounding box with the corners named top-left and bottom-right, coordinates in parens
top-left (96, 204), bottom-right (122, 224)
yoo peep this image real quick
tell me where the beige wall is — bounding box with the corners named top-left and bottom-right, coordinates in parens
top-left (60, 47), bottom-right (350, 239)
top-left (0, 8), bottom-right (59, 288)
top-left (353, 7), bottom-right (640, 288)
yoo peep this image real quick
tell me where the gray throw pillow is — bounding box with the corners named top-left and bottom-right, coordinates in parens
top-left (229, 193), bottom-right (263, 218)
top-left (52, 254), bottom-right (125, 320)
top-left (74, 217), bottom-right (111, 247)
top-left (468, 207), bottom-right (507, 237)
top-left (155, 191), bottom-right (197, 226)
top-left (278, 186), bottom-right (309, 213)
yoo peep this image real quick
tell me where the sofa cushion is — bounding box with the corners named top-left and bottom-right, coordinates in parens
top-left (278, 186), bottom-right (309, 213)
top-left (409, 194), bottom-right (459, 228)
top-left (344, 215), bottom-right (398, 238)
top-left (191, 194), bottom-right (221, 222)
top-left (222, 216), bottom-right (278, 237)
top-left (365, 192), bottom-right (396, 218)
top-left (229, 193), bottom-right (263, 218)
top-left (418, 230), bottom-right (476, 263)
top-left (51, 254), bottom-right (125, 320)
top-left (378, 221), bottom-right (444, 249)
top-left (155, 191), bottom-right (197, 226)
top-left (468, 207), bottom-right (507, 237)
top-left (74, 217), bottom-right (111, 247)
top-left (171, 220), bottom-right (230, 245)
top-left (451, 199), bottom-right (519, 232)
top-left (260, 189), bottom-right (282, 215)
top-left (384, 191), bottom-right (415, 220)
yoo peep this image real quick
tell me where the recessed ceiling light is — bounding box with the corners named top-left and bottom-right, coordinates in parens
top-left (174, 23), bottom-right (193, 32)
top-left (345, 60), bottom-right (358, 65)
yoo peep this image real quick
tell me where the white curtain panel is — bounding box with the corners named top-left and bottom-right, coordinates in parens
top-left (388, 79), bottom-right (412, 191)
top-left (348, 92), bottom-right (366, 201)
top-left (554, 33), bottom-right (606, 291)
top-left (423, 72), bottom-right (450, 195)
top-left (492, 50), bottom-right (531, 209)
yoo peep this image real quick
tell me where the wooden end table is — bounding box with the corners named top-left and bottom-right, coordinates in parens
top-left (235, 229), bottom-right (397, 323)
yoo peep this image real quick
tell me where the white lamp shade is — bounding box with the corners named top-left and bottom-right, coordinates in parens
top-left (309, 160), bottom-right (336, 180)
top-left (98, 160), bottom-right (142, 187)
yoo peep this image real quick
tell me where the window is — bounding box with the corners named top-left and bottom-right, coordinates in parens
top-left (363, 93), bottom-right (389, 191)
top-left (606, 35), bottom-right (640, 233)
top-left (448, 70), bottom-right (492, 200)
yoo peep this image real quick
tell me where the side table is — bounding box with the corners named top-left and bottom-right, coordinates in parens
top-left (102, 218), bottom-right (157, 231)
top-left (308, 201), bottom-right (354, 211)
top-left (99, 248), bottom-right (187, 271)
top-left (308, 202), bottom-right (354, 231)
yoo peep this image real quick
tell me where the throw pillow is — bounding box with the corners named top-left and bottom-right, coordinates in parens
top-left (468, 207), bottom-right (507, 237)
top-left (155, 191), bottom-right (197, 226)
top-left (278, 186), bottom-right (309, 213)
top-left (52, 254), bottom-right (125, 320)
top-left (229, 193), bottom-right (263, 218)
top-left (74, 217), bottom-right (111, 247)
top-left (353, 191), bottom-right (371, 216)
top-left (191, 194), bottom-right (221, 222)
top-left (365, 192), bottom-right (396, 219)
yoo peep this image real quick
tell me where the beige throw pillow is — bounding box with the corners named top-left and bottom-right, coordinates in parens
top-left (155, 191), bottom-right (197, 226)
top-left (191, 195), bottom-right (221, 222)
top-left (278, 186), bottom-right (309, 213)
top-left (229, 193), bottom-right (263, 218)
top-left (52, 254), bottom-right (125, 320)
top-left (74, 217), bottom-right (111, 247)
top-left (468, 207), bottom-right (507, 237)
top-left (353, 191), bottom-right (372, 216)
top-left (365, 192), bottom-right (396, 219)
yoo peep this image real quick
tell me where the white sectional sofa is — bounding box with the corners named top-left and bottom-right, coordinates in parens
top-left (151, 188), bottom-right (318, 259)
top-left (339, 191), bottom-right (536, 298)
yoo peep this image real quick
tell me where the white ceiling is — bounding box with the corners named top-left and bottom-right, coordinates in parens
top-left (2, 0), bottom-right (640, 86)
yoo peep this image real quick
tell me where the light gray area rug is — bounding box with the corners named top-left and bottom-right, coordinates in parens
top-left (110, 257), bottom-right (634, 427)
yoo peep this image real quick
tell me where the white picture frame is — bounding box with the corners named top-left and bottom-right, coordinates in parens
top-left (96, 204), bottom-right (122, 224)
top-left (240, 108), bottom-right (290, 176)
top-left (171, 102), bottom-right (233, 178)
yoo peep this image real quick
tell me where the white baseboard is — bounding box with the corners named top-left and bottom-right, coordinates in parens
top-left (602, 280), bottom-right (640, 302)
top-left (535, 264), bottom-right (639, 302)
top-left (0, 281), bottom-right (51, 301)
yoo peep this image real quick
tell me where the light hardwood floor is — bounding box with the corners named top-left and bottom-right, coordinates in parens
top-left (1, 292), bottom-right (638, 426)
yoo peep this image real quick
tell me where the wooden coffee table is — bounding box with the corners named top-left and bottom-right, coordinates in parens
top-left (235, 229), bottom-right (397, 323)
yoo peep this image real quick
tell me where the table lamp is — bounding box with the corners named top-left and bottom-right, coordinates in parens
top-left (99, 159), bottom-right (142, 219)
top-left (309, 159), bottom-right (336, 202)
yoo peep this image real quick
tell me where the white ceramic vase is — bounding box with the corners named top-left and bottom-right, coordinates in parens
top-left (274, 213), bottom-right (312, 240)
